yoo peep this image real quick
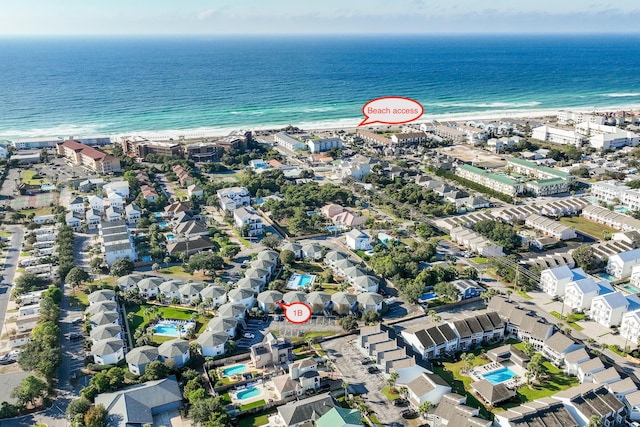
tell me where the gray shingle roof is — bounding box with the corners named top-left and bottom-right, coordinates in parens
top-left (277, 393), bottom-right (336, 426)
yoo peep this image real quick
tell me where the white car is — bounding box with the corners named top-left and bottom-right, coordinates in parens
top-left (243, 332), bottom-right (255, 339)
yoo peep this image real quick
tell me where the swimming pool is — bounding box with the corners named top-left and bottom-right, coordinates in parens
top-left (223, 364), bottom-right (247, 376)
top-left (327, 225), bottom-right (344, 232)
top-left (287, 273), bottom-right (316, 290)
top-left (615, 206), bottom-right (630, 213)
top-left (623, 284), bottom-right (640, 294)
top-left (154, 212), bottom-right (163, 218)
top-left (158, 221), bottom-right (169, 228)
top-left (166, 233), bottom-right (175, 240)
top-left (483, 367), bottom-right (516, 385)
top-left (599, 272), bottom-right (617, 282)
top-left (153, 320), bottom-right (195, 337)
top-left (236, 387), bottom-right (260, 400)
top-left (419, 292), bottom-right (438, 302)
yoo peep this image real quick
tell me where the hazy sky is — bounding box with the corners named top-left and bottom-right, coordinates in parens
top-left (1, 0), bottom-right (639, 35)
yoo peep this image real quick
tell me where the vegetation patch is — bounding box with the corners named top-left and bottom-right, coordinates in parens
top-left (559, 216), bottom-right (616, 239)
top-left (239, 399), bottom-right (266, 411)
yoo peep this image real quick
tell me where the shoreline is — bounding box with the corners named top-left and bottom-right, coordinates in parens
top-left (3, 103), bottom-right (640, 142)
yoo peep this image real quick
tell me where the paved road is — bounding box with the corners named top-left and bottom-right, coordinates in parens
top-left (0, 226), bottom-right (25, 334)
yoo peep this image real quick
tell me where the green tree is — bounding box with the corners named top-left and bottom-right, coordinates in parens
top-left (338, 315), bottom-right (358, 331)
top-left (66, 267), bottom-right (90, 291)
top-left (221, 245), bottom-right (240, 258)
top-left (572, 245), bottom-right (600, 272)
top-left (460, 353), bottom-right (475, 373)
top-left (586, 414), bottom-right (602, 427)
top-left (84, 404), bottom-right (108, 427)
top-left (418, 401), bottom-right (434, 418)
top-left (110, 258), bottom-right (134, 277)
top-left (386, 372), bottom-right (399, 388)
top-left (427, 310), bottom-right (441, 323)
top-left (434, 282), bottom-right (460, 303)
top-left (261, 233), bottom-right (282, 249)
top-left (188, 252), bottom-right (225, 274)
top-left (10, 375), bottom-right (48, 408)
top-left (522, 341), bottom-right (535, 357)
top-left (362, 310), bottom-right (381, 325)
top-left (13, 273), bottom-right (48, 295)
top-left (188, 397), bottom-right (229, 427)
top-left (279, 249), bottom-right (296, 266)
top-left (143, 361), bottom-right (171, 381)
top-left (66, 396), bottom-right (92, 420)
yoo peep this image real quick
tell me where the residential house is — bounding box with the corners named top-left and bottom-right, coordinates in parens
top-left (85, 208), bottom-right (102, 229)
top-left (104, 206), bottom-right (122, 222)
top-left (217, 186), bottom-right (251, 211)
top-left (315, 407), bottom-right (363, 427)
top-left (493, 400), bottom-right (578, 427)
top-left (564, 278), bottom-right (613, 311)
top-left (345, 229), bottom-right (371, 251)
top-left (564, 348), bottom-right (592, 376)
top-left (553, 384), bottom-right (625, 426)
top-left (606, 248), bottom-right (640, 280)
top-left (471, 379), bottom-right (515, 406)
top-left (65, 211), bottom-right (82, 231)
top-left (207, 316), bottom-right (238, 338)
top-left (356, 292), bottom-right (383, 312)
top-left (199, 285), bottom-right (227, 308)
top-left (251, 332), bottom-right (293, 369)
top-left (257, 290), bottom-right (284, 313)
top-left (124, 203), bottom-right (141, 225)
top-left (187, 184), bottom-right (204, 198)
top-left (234, 207), bottom-right (264, 237)
top-left (68, 196), bottom-right (85, 214)
top-left (88, 194), bottom-right (104, 212)
top-left (91, 338), bottom-right (125, 366)
top-left (196, 330), bottom-right (228, 357)
top-left (126, 345), bottom-right (159, 375)
top-left (432, 393), bottom-right (491, 427)
top-left (590, 291), bottom-right (629, 327)
top-left (452, 279), bottom-right (482, 300)
top-left (542, 332), bottom-right (584, 366)
top-left (540, 265), bottom-right (587, 297)
top-left (95, 376), bottom-right (182, 427)
top-left (227, 288), bottom-right (256, 310)
top-left (157, 339), bottom-right (191, 368)
top-left (401, 324), bottom-right (459, 359)
top-left (577, 358), bottom-right (606, 383)
top-left (268, 393), bottom-right (336, 427)
top-left (166, 236), bottom-right (216, 257)
top-left (405, 372), bottom-right (452, 406)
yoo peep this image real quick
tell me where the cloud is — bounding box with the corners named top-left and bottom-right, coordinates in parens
top-left (197, 8), bottom-right (216, 21)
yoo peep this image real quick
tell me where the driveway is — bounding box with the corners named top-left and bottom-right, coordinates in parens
top-left (237, 316), bottom-right (343, 349)
top-left (321, 335), bottom-right (406, 427)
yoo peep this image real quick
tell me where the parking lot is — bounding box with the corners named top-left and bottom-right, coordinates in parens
top-left (321, 335), bottom-right (406, 427)
top-left (237, 316), bottom-right (343, 349)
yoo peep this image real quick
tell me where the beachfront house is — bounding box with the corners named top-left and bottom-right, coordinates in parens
top-left (540, 265), bottom-right (587, 297)
top-left (606, 248), bottom-right (640, 280)
top-left (590, 291), bottom-right (629, 328)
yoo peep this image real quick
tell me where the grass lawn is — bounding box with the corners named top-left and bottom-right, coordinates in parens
top-left (550, 311), bottom-right (585, 330)
top-left (0, 231), bottom-right (12, 238)
top-left (472, 257), bottom-right (489, 264)
top-left (19, 251), bottom-right (30, 257)
top-left (559, 216), bottom-right (617, 239)
top-left (517, 290), bottom-right (532, 300)
top-left (381, 386), bottom-right (400, 401)
top-left (238, 412), bottom-right (274, 427)
top-left (290, 330), bottom-right (337, 344)
top-left (127, 303), bottom-right (202, 333)
top-left (22, 170), bottom-right (50, 185)
top-left (321, 284), bottom-right (340, 295)
top-left (70, 289), bottom-right (90, 308)
top-left (158, 265), bottom-right (209, 280)
top-left (19, 207), bottom-right (54, 217)
top-left (290, 262), bottom-right (325, 274)
top-left (239, 400), bottom-right (265, 411)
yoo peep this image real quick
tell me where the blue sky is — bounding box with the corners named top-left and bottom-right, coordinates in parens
top-left (1, 0), bottom-right (639, 35)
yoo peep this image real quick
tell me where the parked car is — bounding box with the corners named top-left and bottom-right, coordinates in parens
top-left (367, 366), bottom-right (379, 374)
top-left (67, 333), bottom-right (84, 341)
top-left (360, 358), bottom-right (372, 365)
top-left (393, 398), bottom-right (409, 407)
top-left (401, 409), bottom-right (418, 419)
top-left (72, 317), bottom-right (83, 324)
top-left (243, 332), bottom-right (255, 339)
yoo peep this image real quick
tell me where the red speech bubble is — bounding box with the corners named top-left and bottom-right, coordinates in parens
top-left (276, 301), bottom-right (312, 324)
top-left (359, 96), bottom-right (423, 126)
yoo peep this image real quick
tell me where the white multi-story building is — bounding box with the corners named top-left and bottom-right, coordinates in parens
top-left (606, 248), bottom-right (640, 280)
top-left (532, 125), bottom-right (582, 147)
top-left (307, 137), bottom-right (342, 153)
top-left (540, 265), bottom-right (587, 297)
top-left (234, 206), bottom-right (263, 237)
top-left (525, 214), bottom-right (577, 240)
top-left (621, 309), bottom-right (640, 348)
top-left (590, 291), bottom-right (629, 328)
top-left (564, 278), bottom-right (609, 311)
top-left (557, 110), bottom-right (606, 125)
top-left (575, 122), bottom-right (640, 150)
top-left (274, 131), bottom-right (306, 151)
top-left (217, 186), bottom-right (251, 211)
top-left (591, 180), bottom-right (640, 212)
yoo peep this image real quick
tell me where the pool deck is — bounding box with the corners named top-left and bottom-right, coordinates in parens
top-left (229, 382), bottom-right (274, 406)
top-left (469, 361), bottom-right (526, 389)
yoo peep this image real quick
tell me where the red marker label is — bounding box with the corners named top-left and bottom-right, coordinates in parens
top-left (359, 96), bottom-right (424, 126)
top-left (276, 301), bottom-right (312, 324)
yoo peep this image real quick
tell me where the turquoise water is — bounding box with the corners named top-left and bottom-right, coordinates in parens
top-left (599, 273), bottom-right (616, 282)
top-left (419, 292), bottom-right (438, 302)
top-left (287, 274), bottom-right (316, 289)
top-left (623, 284), bottom-right (640, 294)
top-left (166, 234), bottom-right (175, 241)
top-left (327, 225), bottom-right (344, 232)
top-left (154, 212), bottom-right (163, 218)
top-left (236, 387), bottom-right (260, 400)
top-left (154, 320), bottom-right (194, 337)
top-left (484, 367), bottom-right (516, 385)
top-left (158, 221), bottom-right (169, 228)
top-left (3, 36), bottom-right (640, 138)
top-left (223, 364), bottom-right (247, 376)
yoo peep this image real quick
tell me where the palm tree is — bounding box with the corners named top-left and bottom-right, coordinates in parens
top-left (525, 371), bottom-right (535, 388)
top-left (506, 289), bottom-right (513, 301)
top-left (427, 310), bottom-right (441, 323)
top-left (177, 323), bottom-right (185, 339)
top-left (512, 374), bottom-right (521, 389)
top-left (386, 372), bottom-right (399, 389)
top-left (418, 401), bottom-right (433, 419)
top-left (586, 414), bottom-right (602, 427)
top-left (357, 401), bottom-right (369, 416)
top-left (461, 353), bottom-right (475, 373)
top-left (158, 292), bottom-right (166, 303)
top-left (306, 337), bottom-right (315, 351)
top-left (399, 386), bottom-right (408, 399)
top-left (342, 380), bottom-right (350, 397)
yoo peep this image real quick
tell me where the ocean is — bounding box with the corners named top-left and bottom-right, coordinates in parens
top-left (1, 34), bottom-right (640, 139)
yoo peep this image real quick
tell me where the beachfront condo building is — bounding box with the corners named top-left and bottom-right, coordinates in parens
top-left (531, 125), bottom-right (583, 147)
top-left (57, 140), bottom-right (121, 174)
top-left (557, 110), bottom-right (606, 125)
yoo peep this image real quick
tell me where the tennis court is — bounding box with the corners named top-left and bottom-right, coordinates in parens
top-left (8, 192), bottom-right (57, 210)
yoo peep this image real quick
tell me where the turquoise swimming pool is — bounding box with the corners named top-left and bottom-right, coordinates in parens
top-left (237, 387), bottom-right (260, 400)
top-left (287, 273), bottom-right (316, 289)
top-left (623, 284), bottom-right (640, 294)
top-left (483, 367), bottom-right (516, 385)
top-left (223, 364), bottom-right (247, 376)
top-left (153, 320), bottom-right (195, 337)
